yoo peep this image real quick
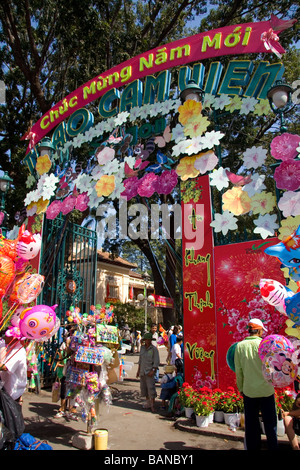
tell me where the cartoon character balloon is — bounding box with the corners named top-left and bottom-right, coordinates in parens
top-left (16, 273), bottom-right (45, 304)
top-left (264, 225), bottom-right (300, 288)
top-left (259, 279), bottom-right (293, 314)
top-left (262, 350), bottom-right (298, 388)
top-left (19, 304), bottom-right (57, 340)
top-left (258, 334), bottom-right (294, 360)
top-left (285, 292), bottom-right (300, 326)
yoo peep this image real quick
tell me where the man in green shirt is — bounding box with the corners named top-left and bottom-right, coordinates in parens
top-left (136, 332), bottom-right (160, 412)
top-left (234, 318), bottom-right (278, 450)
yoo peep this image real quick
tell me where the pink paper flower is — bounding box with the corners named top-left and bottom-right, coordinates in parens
top-left (137, 173), bottom-right (159, 197)
top-left (274, 160), bottom-right (300, 191)
top-left (270, 133), bottom-right (300, 161)
top-left (157, 170), bottom-right (178, 194)
top-left (46, 200), bottom-right (62, 219)
top-left (75, 192), bottom-right (89, 211)
top-left (120, 176), bottom-right (140, 201)
top-left (61, 195), bottom-right (76, 215)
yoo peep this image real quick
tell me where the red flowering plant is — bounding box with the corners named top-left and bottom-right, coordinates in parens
top-left (178, 383), bottom-right (199, 409)
top-left (212, 388), bottom-right (225, 412)
top-left (193, 386), bottom-right (214, 416)
top-left (275, 387), bottom-right (297, 413)
top-left (217, 387), bottom-right (244, 413)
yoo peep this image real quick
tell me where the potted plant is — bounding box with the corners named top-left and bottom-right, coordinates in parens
top-left (193, 395), bottom-right (214, 428)
top-left (218, 387), bottom-right (243, 427)
top-left (212, 388), bottom-right (225, 423)
top-left (178, 383), bottom-right (198, 418)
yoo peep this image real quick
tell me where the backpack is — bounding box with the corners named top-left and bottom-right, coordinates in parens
top-left (14, 433), bottom-right (53, 450)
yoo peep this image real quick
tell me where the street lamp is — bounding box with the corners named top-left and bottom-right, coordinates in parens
top-left (0, 170), bottom-right (13, 236)
top-left (267, 79), bottom-right (293, 133)
top-left (38, 137), bottom-right (56, 157)
top-left (137, 273), bottom-right (154, 333)
top-left (180, 79), bottom-right (204, 103)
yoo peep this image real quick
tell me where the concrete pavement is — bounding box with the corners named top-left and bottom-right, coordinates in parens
top-left (20, 346), bottom-right (292, 452)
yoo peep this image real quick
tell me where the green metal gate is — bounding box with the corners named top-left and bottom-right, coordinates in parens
top-left (39, 215), bottom-right (98, 326)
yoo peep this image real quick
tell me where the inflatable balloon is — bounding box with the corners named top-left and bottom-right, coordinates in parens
top-left (262, 350), bottom-right (298, 388)
top-left (16, 273), bottom-right (45, 304)
top-left (16, 230), bottom-right (42, 261)
top-left (35, 316), bottom-right (61, 343)
top-left (285, 292), bottom-right (300, 326)
top-left (258, 334), bottom-right (294, 360)
top-left (9, 305), bottom-right (25, 327)
top-left (226, 342), bottom-right (238, 372)
top-left (259, 279), bottom-right (292, 314)
top-left (19, 304), bottom-right (57, 340)
top-left (264, 225), bottom-right (300, 287)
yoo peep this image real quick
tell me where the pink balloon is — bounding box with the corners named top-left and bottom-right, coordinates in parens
top-left (19, 304), bottom-right (57, 340)
top-left (262, 351), bottom-right (297, 388)
top-left (16, 274), bottom-right (45, 304)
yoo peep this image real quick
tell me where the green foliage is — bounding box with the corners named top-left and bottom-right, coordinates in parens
top-left (112, 301), bottom-right (148, 331)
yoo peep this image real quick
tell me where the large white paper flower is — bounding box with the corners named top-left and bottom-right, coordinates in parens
top-left (209, 167), bottom-right (229, 191)
top-left (242, 146), bottom-right (267, 169)
top-left (114, 111), bottom-right (130, 126)
top-left (171, 124), bottom-right (185, 143)
top-left (240, 97), bottom-right (257, 115)
top-left (278, 191), bottom-right (300, 217)
top-left (194, 151), bottom-right (218, 174)
top-left (213, 94), bottom-right (231, 110)
top-left (200, 130), bottom-right (224, 149)
top-left (210, 210), bottom-right (238, 235)
top-left (243, 173), bottom-right (266, 197)
top-left (253, 214), bottom-right (279, 239)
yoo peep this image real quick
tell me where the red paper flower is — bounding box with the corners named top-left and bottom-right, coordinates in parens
top-left (270, 133), bottom-right (300, 161)
top-left (157, 169), bottom-right (178, 194)
top-left (137, 172), bottom-right (159, 197)
top-left (120, 176), bottom-right (140, 201)
top-left (46, 200), bottom-right (62, 219)
top-left (274, 160), bottom-right (300, 191)
top-left (75, 192), bottom-right (89, 211)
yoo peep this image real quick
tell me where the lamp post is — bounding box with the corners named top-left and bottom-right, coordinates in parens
top-left (38, 137), bottom-right (56, 157)
top-left (137, 273), bottom-right (154, 334)
top-left (180, 79), bottom-right (204, 103)
top-left (267, 79), bottom-right (293, 133)
top-left (0, 170), bottom-right (13, 237)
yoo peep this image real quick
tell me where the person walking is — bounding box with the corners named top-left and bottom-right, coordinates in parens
top-left (283, 393), bottom-right (300, 450)
top-left (234, 318), bottom-right (278, 450)
top-left (136, 332), bottom-right (160, 413)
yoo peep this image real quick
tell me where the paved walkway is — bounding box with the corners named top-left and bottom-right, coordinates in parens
top-left (20, 346), bottom-right (292, 452)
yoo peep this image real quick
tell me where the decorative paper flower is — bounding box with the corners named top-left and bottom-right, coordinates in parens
top-left (96, 146), bottom-right (115, 165)
top-left (222, 186), bottom-right (251, 215)
top-left (46, 200), bottom-right (63, 219)
top-left (242, 146), bottom-right (267, 169)
top-left (157, 170), bottom-right (178, 194)
top-left (172, 139), bottom-right (193, 157)
top-left (277, 216), bottom-right (300, 240)
top-left (137, 172), bottom-right (159, 197)
top-left (254, 99), bottom-right (271, 116)
top-left (209, 167), bottom-right (229, 191)
top-left (176, 156), bottom-right (199, 181)
top-left (210, 210), bottom-right (238, 235)
top-left (243, 173), bottom-right (266, 197)
top-left (240, 97), bottom-right (257, 114)
top-left (185, 137), bottom-right (204, 156)
top-left (61, 195), bottom-right (76, 215)
top-left (95, 175), bottom-right (115, 197)
top-left (87, 189), bottom-right (104, 209)
top-left (35, 197), bottom-right (49, 214)
top-left (26, 202), bottom-right (38, 217)
top-left (114, 111), bottom-right (130, 126)
top-left (74, 173), bottom-right (93, 193)
top-left (270, 133), bottom-right (300, 161)
top-left (75, 192), bottom-right (90, 212)
top-left (250, 191), bottom-right (276, 215)
top-left (178, 99), bottom-right (202, 125)
top-left (171, 124), bottom-right (185, 143)
top-left (129, 106), bottom-right (142, 121)
top-left (274, 160), bottom-right (300, 191)
top-left (183, 115), bottom-right (210, 138)
top-left (213, 94), bottom-right (231, 110)
top-left (278, 191), bottom-right (300, 217)
top-left (253, 213), bottom-right (279, 239)
top-left (120, 176), bottom-right (140, 201)
top-left (26, 174), bottom-right (36, 189)
top-left (200, 130), bottom-right (224, 149)
top-left (36, 154), bottom-right (52, 175)
top-left (194, 151), bottom-right (218, 174)
top-left (149, 102), bottom-right (164, 117)
top-left (225, 95), bottom-right (242, 112)
top-left (72, 133), bottom-right (88, 148)
top-left (202, 93), bottom-right (215, 109)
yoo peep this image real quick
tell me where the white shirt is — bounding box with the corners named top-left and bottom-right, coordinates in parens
top-left (171, 342), bottom-right (182, 365)
top-left (0, 339), bottom-right (27, 400)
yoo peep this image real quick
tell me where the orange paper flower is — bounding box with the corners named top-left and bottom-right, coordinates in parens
top-left (175, 156), bottom-right (199, 181)
top-left (36, 154), bottom-right (52, 175)
top-left (178, 99), bottom-right (202, 126)
top-left (222, 186), bottom-right (251, 215)
top-left (95, 175), bottom-right (115, 197)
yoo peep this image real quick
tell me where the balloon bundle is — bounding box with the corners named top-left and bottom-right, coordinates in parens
top-left (258, 334), bottom-right (300, 388)
top-left (66, 303), bottom-right (114, 326)
top-left (260, 225), bottom-right (300, 329)
top-left (157, 324), bottom-right (169, 346)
